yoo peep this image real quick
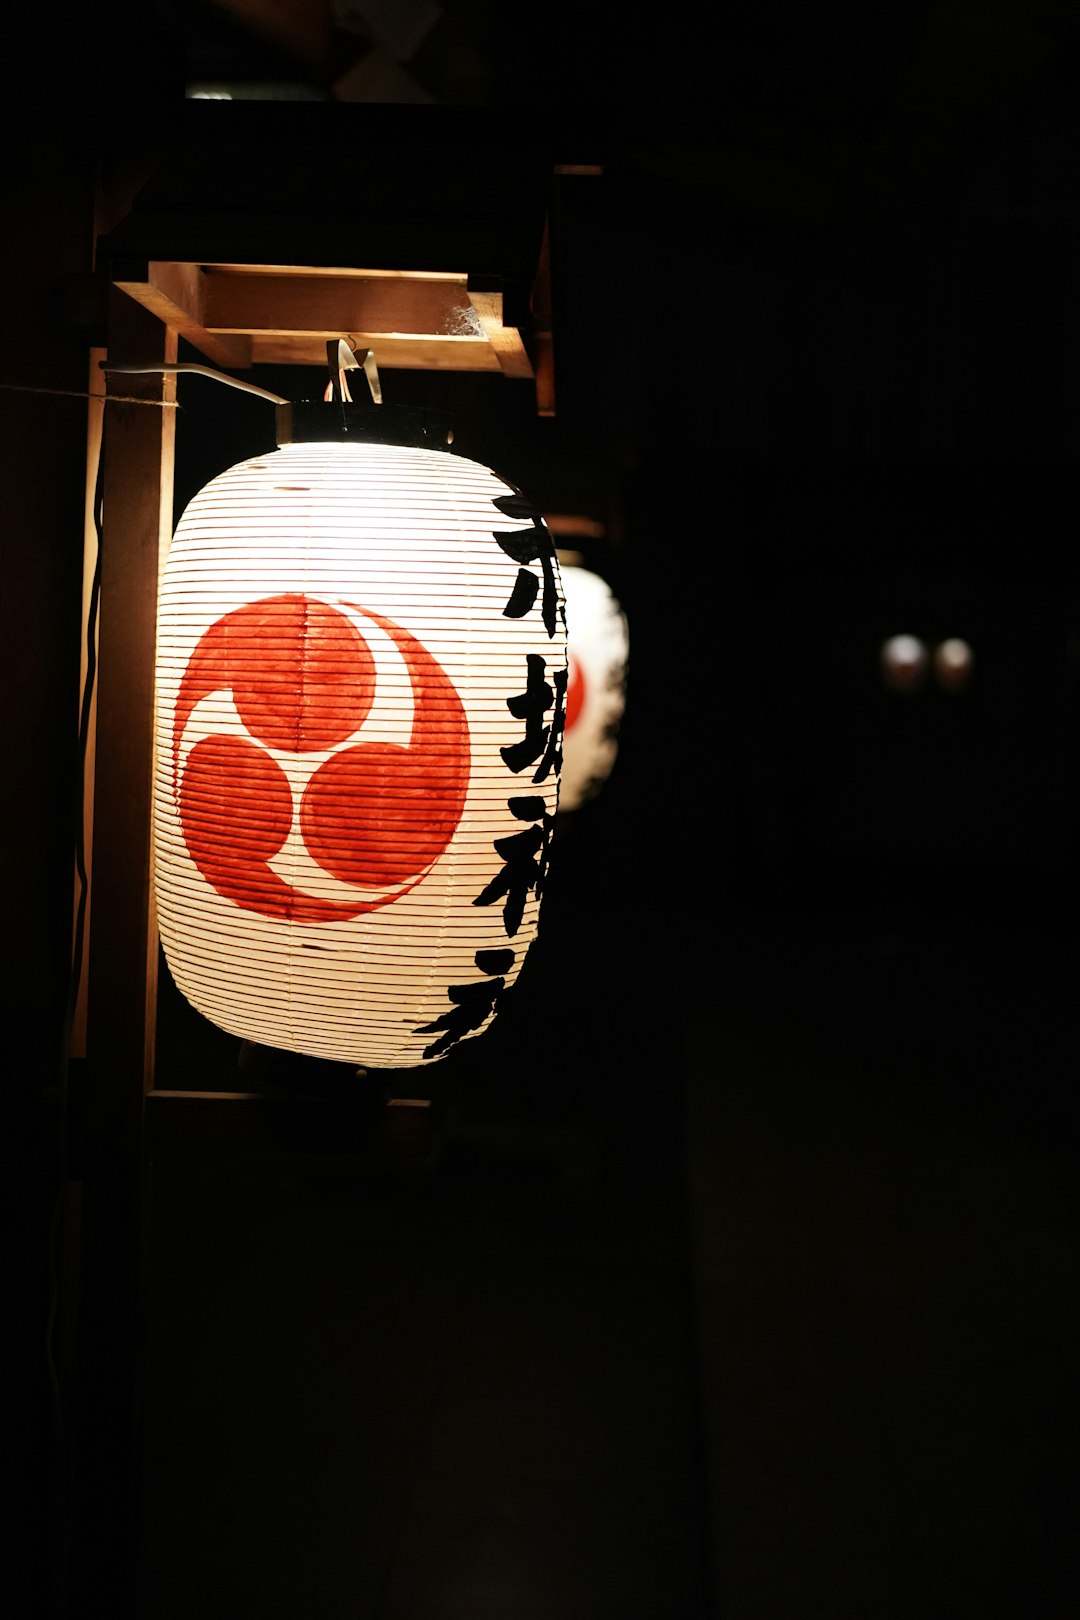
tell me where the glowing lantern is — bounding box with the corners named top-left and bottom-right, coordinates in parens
top-left (154, 402), bottom-right (567, 1070)
top-left (557, 557), bottom-right (629, 812)
top-left (934, 637), bottom-right (974, 693)
top-left (881, 633), bottom-right (928, 693)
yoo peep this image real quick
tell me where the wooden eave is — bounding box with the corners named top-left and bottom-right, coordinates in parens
top-left (91, 103), bottom-right (606, 416)
top-left (109, 258), bottom-right (537, 381)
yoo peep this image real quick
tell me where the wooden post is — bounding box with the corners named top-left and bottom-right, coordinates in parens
top-left (68, 286), bottom-right (176, 1620)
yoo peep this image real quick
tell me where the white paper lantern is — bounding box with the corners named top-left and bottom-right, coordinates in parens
top-left (154, 403), bottom-right (567, 1070)
top-left (558, 559), bottom-right (629, 812)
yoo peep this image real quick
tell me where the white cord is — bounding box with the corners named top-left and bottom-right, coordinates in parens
top-left (99, 361), bottom-right (289, 405)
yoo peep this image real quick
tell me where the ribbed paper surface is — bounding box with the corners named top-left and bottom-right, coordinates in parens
top-left (560, 563), bottom-right (629, 812)
top-left (154, 441), bottom-right (566, 1069)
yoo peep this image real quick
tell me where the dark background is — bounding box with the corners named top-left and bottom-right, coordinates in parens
top-left (4, 2), bottom-right (1079, 1616)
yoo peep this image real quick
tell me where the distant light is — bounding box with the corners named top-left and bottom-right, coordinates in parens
top-left (881, 634), bottom-right (928, 693)
top-left (934, 637), bottom-right (974, 692)
top-left (186, 82), bottom-right (328, 101)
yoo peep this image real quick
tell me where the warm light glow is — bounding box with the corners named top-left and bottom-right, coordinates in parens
top-left (934, 637), bottom-right (974, 692)
top-left (155, 436), bottom-right (567, 1069)
top-left (558, 562), bottom-right (628, 812)
top-left (881, 634), bottom-right (928, 693)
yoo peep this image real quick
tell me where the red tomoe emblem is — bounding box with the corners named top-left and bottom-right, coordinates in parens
top-left (172, 594), bottom-right (470, 922)
top-left (564, 650), bottom-right (585, 732)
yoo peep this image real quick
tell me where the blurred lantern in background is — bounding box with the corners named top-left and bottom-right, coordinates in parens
top-left (881, 633), bottom-right (928, 693)
top-left (154, 400), bottom-right (567, 1072)
top-left (934, 637), bottom-right (975, 693)
top-left (555, 550), bottom-right (629, 812)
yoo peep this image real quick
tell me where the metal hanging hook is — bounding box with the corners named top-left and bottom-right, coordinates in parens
top-left (323, 339), bottom-right (382, 408)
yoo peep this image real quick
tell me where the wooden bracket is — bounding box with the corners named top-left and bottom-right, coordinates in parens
top-left (108, 257), bottom-right (542, 384)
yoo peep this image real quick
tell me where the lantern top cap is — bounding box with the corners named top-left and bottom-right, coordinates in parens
top-left (275, 401), bottom-right (455, 451)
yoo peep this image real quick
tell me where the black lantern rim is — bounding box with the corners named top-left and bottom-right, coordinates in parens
top-left (275, 401), bottom-right (455, 451)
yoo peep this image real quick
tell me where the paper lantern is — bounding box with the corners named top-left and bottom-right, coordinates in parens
top-left (558, 558), bottom-right (629, 812)
top-left (934, 637), bottom-right (974, 693)
top-left (880, 633), bottom-right (928, 693)
top-left (154, 402), bottom-right (567, 1070)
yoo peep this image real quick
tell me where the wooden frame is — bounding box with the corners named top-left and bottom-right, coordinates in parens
top-left (111, 258), bottom-right (541, 388)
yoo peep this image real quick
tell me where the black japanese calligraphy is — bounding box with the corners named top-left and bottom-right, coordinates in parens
top-left (501, 652), bottom-right (567, 784)
top-left (472, 794), bottom-right (555, 937)
top-left (415, 946), bottom-right (517, 1060)
top-left (491, 492), bottom-right (562, 639)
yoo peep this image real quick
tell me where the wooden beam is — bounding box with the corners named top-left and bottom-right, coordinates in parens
top-left (70, 287), bottom-right (177, 1619)
top-left (530, 220), bottom-right (556, 416)
top-left (111, 259), bottom-right (252, 368)
top-left (201, 265), bottom-right (469, 280)
top-left (200, 270), bottom-right (484, 339)
top-left (88, 291), bottom-right (175, 1126)
top-left (111, 261), bottom-right (535, 376)
top-left (250, 332), bottom-right (501, 370)
top-left (466, 284), bottom-right (535, 380)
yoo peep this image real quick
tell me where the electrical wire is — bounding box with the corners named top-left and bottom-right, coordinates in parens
top-left (63, 453), bottom-right (102, 1097)
top-left (44, 434), bottom-right (104, 1620)
top-left (99, 360), bottom-right (289, 405)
